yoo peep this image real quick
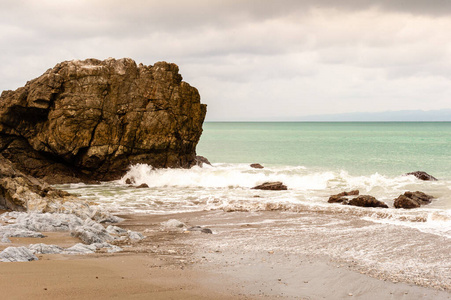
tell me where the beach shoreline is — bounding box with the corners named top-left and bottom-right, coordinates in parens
top-left (0, 209), bottom-right (449, 299)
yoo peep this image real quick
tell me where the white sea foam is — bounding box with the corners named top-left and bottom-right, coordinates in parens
top-left (57, 163), bottom-right (451, 238)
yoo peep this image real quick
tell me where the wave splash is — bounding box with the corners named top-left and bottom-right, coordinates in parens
top-left (120, 163), bottom-right (427, 192)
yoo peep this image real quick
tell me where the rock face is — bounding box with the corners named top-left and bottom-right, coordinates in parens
top-left (0, 58), bottom-right (206, 184)
top-left (394, 191), bottom-right (434, 209)
top-left (405, 171), bottom-right (437, 181)
top-left (252, 182), bottom-right (287, 191)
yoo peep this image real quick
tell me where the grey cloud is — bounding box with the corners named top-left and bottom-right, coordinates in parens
top-left (1, 0), bottom-right (451, 121)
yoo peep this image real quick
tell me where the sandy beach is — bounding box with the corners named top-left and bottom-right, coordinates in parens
top-left (0, 209), bottom-right (449, 300)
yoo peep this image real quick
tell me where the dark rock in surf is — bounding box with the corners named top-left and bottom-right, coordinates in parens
top-left (405, 171), bottom-right (437, 181)
top-left (394, 191), bottom-right (434, 209)
top-left (250, 163), bottom-right (264, 169)
top-left (328, 195), bottom-right (348, 203)
top-left (125, 178), bottom-right (134, 185)
top-left (136, 183), bottom-right (149, 188)
top-left (252, 181), bottom-right (287, 191)
top-left (346, 195), bottom-right (388, 208)
top-left (328, 190), bottom-right (359, 203)
top-left (0, 58), bottom-right (206, 184)
top-left (337, 190), bottom-right (359, 197)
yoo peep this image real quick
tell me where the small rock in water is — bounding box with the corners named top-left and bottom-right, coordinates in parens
top-left (394, 191), bottom-right (434, 209)
top-left (0, 246), bottom-right (39, 262)
top-left (346, 195), bottom-right (388, 208)
top-left (201, 228), bottom-right (213, 234)
top-left (125, 178), bottom-right (134, 185)
top-left (328, 190), bottom-right (359, 203)
top-left (136, 183), bottom-right (149, 188)
top-left (405, 171), bottom-right (438, 181)
top-left (328, 195), bottom-right (348, 204)
top-left (250, 163), bottom-right (264, 169)
top-left (252, 181), bottom-right (287, 191)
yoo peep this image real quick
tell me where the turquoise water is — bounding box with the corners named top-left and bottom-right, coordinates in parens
top-left (59, 121), bottom-right (451, 238)
top-left (197, 122), bottom-right (451, 179)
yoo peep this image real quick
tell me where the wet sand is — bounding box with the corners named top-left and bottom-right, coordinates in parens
top-left (0, 210), bottom-right (450, 299)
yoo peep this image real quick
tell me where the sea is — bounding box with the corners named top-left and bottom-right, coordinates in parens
top-left (58, 122), bottom-right (451, 239)
top-left (56, 122), bottom-right (451, 290)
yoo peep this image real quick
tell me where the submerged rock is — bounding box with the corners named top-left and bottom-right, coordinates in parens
top-left (252, 182), bottom-right (287, 191)
top-left (394, 191), bottom-right (434, 209)
top-left (0, 246), bottom-right (38, 262)
top-left (346, 195), bottom-right (388, 208)
top-left (0, 58), bottom-right (207, 184)
top-left (250, 163), bottom-right (264, 169)
top-left (405, 171), bottom-right (438, 181)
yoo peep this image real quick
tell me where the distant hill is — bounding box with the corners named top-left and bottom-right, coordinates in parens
top-left (296, 109), bottom-right (451, 122)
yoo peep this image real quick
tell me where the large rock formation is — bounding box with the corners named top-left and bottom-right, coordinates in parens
top-left (0, 58), bottom-right (206, 183)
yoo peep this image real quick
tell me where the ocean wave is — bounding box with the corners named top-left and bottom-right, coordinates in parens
top-left (119, 163), bottom-right (448, 198)
top-left (55, 163), bottom-right (451, 238)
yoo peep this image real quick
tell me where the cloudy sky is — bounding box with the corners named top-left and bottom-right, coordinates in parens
top-left (1, 0), bottom-right (451, 121)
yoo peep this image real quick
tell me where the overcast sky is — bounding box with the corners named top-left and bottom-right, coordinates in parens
top-left (1, 0), bottom-right (451, 121)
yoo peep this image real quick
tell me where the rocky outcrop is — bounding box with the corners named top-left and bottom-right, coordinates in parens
top-left (405, 171), bottom-right (437, 181)
top-left (0, 155), bottom-right (71, 211)
top-left (0, 58), bottom-right (206, 184)
top-left (250, 163), bottom-right (264, 169)
top-left (394, 191), bottom-right (434, 209)
top-left (252, 182), bottom-right (287, 191)
top-left (0, 156), bottom-right (120, 222)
